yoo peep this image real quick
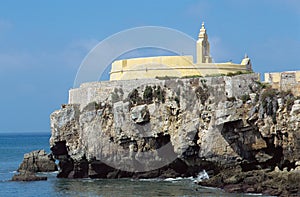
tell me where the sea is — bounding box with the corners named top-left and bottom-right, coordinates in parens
top-left (0, 132), bottom-right (268, 197)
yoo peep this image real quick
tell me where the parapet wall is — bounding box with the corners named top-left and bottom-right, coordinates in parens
top-left (110, 55), bottom-right (250, 81)
top-left (264, 71), bottom-right (300, 96)
top-left (69, 73), bottom-right (260, 108)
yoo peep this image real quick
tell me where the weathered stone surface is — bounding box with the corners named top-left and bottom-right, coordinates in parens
top-left (18, 150), bottom-right (57, 173)
top-left (50, 74), bottom-right (300, 196)
top-left (130, 104), bottom-right (150, 124)
top-left (290, 100), bottom-right (300, 115)
top-left (13, 150), bottom-right (56, 182)
top-left (12, 172), bottom-right (47, 181)
top-left (199, 168), bottom-right (300, 197)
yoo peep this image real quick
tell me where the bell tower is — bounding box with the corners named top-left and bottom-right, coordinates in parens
top-left (196, 22), bottom-right (212, 63)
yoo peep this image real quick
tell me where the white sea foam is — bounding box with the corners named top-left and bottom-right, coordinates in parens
top-left (36, 171), bottom-right (59, 176)
top-left (137, 172), bottom-right (208, 183)
top-left (194, 170), bottom-right (209, 183)
top-left (164, 177), bottom-right (183, 182)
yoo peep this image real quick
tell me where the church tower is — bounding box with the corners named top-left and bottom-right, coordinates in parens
top-left (196, 22), bottom-right (212, 63)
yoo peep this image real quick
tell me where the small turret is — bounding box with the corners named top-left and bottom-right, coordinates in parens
top-left (196, 22), bottom-right (212, 64)
top-left (241, 53), bottom-right (252, 71)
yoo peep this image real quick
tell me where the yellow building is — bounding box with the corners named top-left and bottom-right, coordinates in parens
top-left (110, 23), bottom-right (252, 81)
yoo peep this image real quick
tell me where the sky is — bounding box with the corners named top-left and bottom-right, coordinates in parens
top-left (0, 0), bottom-right (299, 133)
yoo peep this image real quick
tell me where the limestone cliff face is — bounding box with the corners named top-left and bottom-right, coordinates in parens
top-left (49, 74), bottom-right (300, 179)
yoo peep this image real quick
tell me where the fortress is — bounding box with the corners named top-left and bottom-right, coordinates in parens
top-left (264, 71), bottom-right (300, 96)
top-left (110, 23), bottom-right (252, 81)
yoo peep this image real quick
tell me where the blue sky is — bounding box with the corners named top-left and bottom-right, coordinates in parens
top-left (0, 0), bottom-right (299, 133)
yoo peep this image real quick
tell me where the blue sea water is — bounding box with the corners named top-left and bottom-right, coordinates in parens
top-left (0, 132), bottom-right (267, 197)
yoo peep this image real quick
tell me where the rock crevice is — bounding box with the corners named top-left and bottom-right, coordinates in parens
top-left (50, 74), bottom-right (300, 196)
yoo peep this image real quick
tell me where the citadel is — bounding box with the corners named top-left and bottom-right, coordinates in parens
top-left (108, 23), bottom-right (300, 96)
top-left (110, 22), bottom-right (252, 81)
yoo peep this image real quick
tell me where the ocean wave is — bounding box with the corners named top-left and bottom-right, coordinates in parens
top-left (164, 177), bottom-right (183, 181)
top-left (37, 171), bottom-right (58, 175)
top-left (165, 176), bottom-right (195, 182)
top-left (139, 176), bottom-right (195, 183)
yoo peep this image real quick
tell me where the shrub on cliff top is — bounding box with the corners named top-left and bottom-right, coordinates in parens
top-left (153, 86), bottom-right (165, 103)
top-left (227, 70), bottom-right (253, 77)
top-left (181, 75), bottom-right (203, 79)
top-left (128, 89), bottom-right (143, 105)
top-left (205, 73), bottom-right (226, 77)
top-left (261, 87), bottom-right (277, 102)
top-left (128, 86), bottom-right (166, 106)
top-left (200, 79), bottom-right (208, 89)
top-left (143, 86), bottom-right (153, 104)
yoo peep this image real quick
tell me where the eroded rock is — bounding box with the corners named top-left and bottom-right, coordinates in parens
top-left (49, 74), bottom-right (300, 196)
top-left (12, 171), bottom-right (47, 182)
top-left (18, 150), bottom-right (57, 173)
top-left (130, 104), bottom-right (150, 124)
top-left (13, 149), bottom-right (57, 182)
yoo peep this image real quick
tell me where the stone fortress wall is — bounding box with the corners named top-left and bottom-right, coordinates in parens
top-left (110, 55), bottom-right (250, 81)
top-left (264, 71), bottom-right (300, 96)
top-left (69, 73), bottom-right (260, 108)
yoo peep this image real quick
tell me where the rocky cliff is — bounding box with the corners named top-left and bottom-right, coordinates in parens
top-left (50, 73), bottom-right (300, 195)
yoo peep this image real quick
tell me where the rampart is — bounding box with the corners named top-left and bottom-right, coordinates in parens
top-left (110, 56), bottom-right (250, 81)
top-left (264, 71), bottom-right (300, 96)
top-left (69, 73), bottom-right (260, 108)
